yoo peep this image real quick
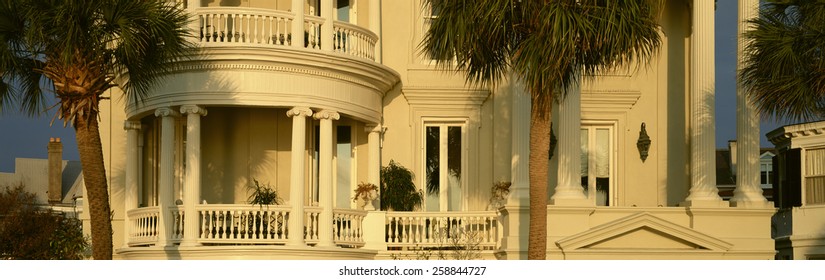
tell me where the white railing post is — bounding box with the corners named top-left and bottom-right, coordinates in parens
top-left (320, 0), bottom-right (334, 51)
top-left (369, 0), bottom-right (382, 62)
top-left (292, 0), bottom-right (305, 48)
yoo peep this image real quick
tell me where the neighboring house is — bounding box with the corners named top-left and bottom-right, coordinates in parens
top-left (0, 138), bottom-right (86, 221)
top-left (92, 0), bottom-right (776, 259)
top-left (716, 141), bottom-right (775, 201)
top-left (768, 121), bottom-right (825, 260)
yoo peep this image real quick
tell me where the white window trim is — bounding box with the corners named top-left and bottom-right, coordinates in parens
top-left (581, 120), bottom-right (617, 206)
top-left (421, 118), bottom-right (468, 212)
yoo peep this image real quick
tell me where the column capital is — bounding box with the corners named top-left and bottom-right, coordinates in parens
top-left (287, 107), bottom-right (313, 118)
top-left (155, 107), bottom-right (180, 118)
top-left (313, 110), bottom-right (340, 121)
top-left (180, 105), bottom-right (208, 116)
top-left (124, 120), bottom-right (142, 131)
top-left (365, 124), bottom-right (385, 134)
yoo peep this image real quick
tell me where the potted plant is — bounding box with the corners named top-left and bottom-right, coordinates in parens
top-left (353, 182), bottom-right (379, 210)
top-left (487, 181), bottom-right (511, 210)
top-left (246, 179), bottom-right (283, 238)
top-left (379, 160), bottom-right (423, 211)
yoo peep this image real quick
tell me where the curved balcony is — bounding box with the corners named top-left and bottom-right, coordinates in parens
top-left (125, 7), bottom-right (398, 124)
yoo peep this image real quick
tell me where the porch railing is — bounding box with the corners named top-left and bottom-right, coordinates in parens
top-left (197, 204), bottom-right (291, 244)
top-left (385, 211), bottom-right (500, 250)
top-left (126, 206), bottom-right (160, 246)
top-left (125, 205), bottom-right (367, 248)
top-left (197, 7), bottom-right (293, 46)
top-left (333, 21), bottom-right (377, 61)
top-left (333, 209), bottom-right (367, 248)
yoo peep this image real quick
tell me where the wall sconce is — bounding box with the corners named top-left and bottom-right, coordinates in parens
top-left (636, 122), bottom-right (651, 162)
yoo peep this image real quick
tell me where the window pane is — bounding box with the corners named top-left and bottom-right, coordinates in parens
top-left (448, 126), bottom-right (462, 211)
top-left (336, 0), bottom-right (350, 22)
top-left (336, 126), bottom-right (351, 208)
top-left (806, 148), bottom-right (825, 176)
top-left (425, 126), bottom-right (440, 211)
top-left (595, 128), bottom-right (610, 178)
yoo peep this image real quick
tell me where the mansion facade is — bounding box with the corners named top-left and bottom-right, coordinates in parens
top-left (87, 0), bottom-right (778, 259)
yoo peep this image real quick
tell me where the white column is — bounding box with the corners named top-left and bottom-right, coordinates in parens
top-left (155, 107), bottom-right (179, 247)
top-left (366, 124), bottom-right (383, 210)
top-left (321, 0), bottom-right (334, 51)
top-left (685, 0), bottom-right (726, 207)
top-left (123, 120), bottom-right (141, 248)
top-left (180, 105), bottom-right (206, 247)
top-left (291, 0), bottom-right (305, 48)
top-left (507, 76), bottom-right (530, 207)
top-left (732, 0), bottom-right (771, 208)
top-left (500, 75), bottom-right (530, 259)
top-left (369, 0), bottom-right (382, 62)
top-left (287, 107), bottom-right (313, 246)
top-left (314, 110), bottom-right (339, 247)
top-left (551, 79), bottom-right (589, 205)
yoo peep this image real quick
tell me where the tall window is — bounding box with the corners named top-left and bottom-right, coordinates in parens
top-left (424, 122), bottom-right (464, 211)
top-left (805, 148), bottom-right (825, 205)
top-left (580, 123), bottom-right (615, 206)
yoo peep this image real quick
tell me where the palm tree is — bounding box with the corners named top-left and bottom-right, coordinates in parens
top-left (741, 0), bottom-right (825, 121)
top-left (0, 0), bottom-right (195, 259)
top-left (421, 0), bottom-right (661, 259)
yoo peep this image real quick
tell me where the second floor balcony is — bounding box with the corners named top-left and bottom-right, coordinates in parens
top-left (182, 1), bottom-right (381, 62)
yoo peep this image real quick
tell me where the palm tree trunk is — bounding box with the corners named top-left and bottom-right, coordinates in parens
top-left (527, 94), bottom-right (551, 260)
top-left (75, 117), bottom-right (113, 260)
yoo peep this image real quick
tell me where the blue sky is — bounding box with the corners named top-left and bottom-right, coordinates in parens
top-left (0, 2), bottom-right (797, 172)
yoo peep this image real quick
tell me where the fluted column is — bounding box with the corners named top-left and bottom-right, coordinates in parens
top-left (507, 76), bottom-right (530, 207)
top-left (155, 107), bottom-right (179, 247)
top-left (685, 0), bottom-right (726, 207)
top-left (123, 120), bottom-right (141, 248)
top-left (366, 124), bottom-right (383, 210)
top-left (180, 105), bottom-right (206, 247)
top-left (551, 78), bottom-right (589, 205)
top-left (732, 0), bottom-right (771, 208)
top-left (287, 107), bottom-right (313, 246)
top-left (369, 0), bottom-right (382, 63)
top-left (291, 0), bottom-right (305, 48)
top-left (321, 0), bottom-right (334, 51)
top-left (314, 110), bottom-right (340, 247)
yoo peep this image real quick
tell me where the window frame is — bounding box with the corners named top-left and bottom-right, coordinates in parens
top-left (580, 120), bottom-right (617, 206)
top-left (420, 118), bottom-right (468, 212)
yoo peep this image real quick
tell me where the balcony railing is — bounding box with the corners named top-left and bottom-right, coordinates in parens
top-left (126, 204), bottom-right (367, 247)
top-left (385, 211), bottom-right (500, 250)
top-left (126, 206), bottom-right (160, 246)
top-left (194, 7), bottom-right (377, 61)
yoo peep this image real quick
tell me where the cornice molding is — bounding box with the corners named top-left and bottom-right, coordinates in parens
top-left (402, 87), bottom-right (490, 107)
top-left (767, 121), bottom-right (825, 146)
top-left (581, 90), bottom-right (642, 111)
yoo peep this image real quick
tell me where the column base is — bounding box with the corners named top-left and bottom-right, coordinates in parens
top-left (680, 199), bottom-right (729, 208)
top-left (730, 200), bottom-right (773, 208)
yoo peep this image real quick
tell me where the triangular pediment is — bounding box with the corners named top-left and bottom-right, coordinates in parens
top-left (556, 212), bottom-right (732, 252)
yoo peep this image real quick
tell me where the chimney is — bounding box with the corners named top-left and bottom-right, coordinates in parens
top-left (48, 137), bottom-right (63, 204)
